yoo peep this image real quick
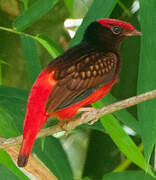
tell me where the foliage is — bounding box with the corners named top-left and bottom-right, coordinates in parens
top-left (0, 0), bottom-right (156, 179)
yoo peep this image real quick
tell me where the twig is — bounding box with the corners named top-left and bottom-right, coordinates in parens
top-left (6, 146), bottom-right (57, 180)
top-left (0, 89), bottom-right (156, 149)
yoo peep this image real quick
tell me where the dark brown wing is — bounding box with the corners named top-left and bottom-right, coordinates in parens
top-left (45, 49), bottom-right (118, 114)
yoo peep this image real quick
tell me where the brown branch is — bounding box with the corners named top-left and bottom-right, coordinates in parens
top-left (6, 146), bottom-right (57, 180)
top-left (0, 89), bottom-right (156, 149)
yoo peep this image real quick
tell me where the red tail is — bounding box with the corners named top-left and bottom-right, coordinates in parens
top-left (18, 134), bottom-right (39, 167)
top-left (18, 139), bottom-right (29, 167)
top-left (17, 69), bottom-right (56, 167)
top-left (17, 115), bottom-right (49, 167)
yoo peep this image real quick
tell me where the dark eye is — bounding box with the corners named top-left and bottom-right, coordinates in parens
top-left (112, 26), bottom-right (121, 34)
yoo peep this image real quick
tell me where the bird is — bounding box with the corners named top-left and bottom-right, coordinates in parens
top-left (17, 18), bottom-right (141, 167)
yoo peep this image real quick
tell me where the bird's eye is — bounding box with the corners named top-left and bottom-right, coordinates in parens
top-left (112, 26), bottom-right (121, 35)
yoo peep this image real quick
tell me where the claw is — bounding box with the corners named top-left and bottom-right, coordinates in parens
top-left (81, 112), bottom-right (89, 121)
top-left (81, 108), bottom-right (98, 125)
top-left (88, 117), bottom-right (99, 125)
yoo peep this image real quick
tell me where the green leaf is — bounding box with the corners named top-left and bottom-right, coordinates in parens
top-left (19, 0), bottom-right (29, 10)
top-left (35, 34), bottom-right (64, 58)
top-left (0, 164), bottom-right (19, 180)
top-left (81, 177), bottom-right (92, 180)
top-left (0, 59), bottom-right (10, 85)
top-left (103, 171), bottom-right (155, 180)
top-left (0, 86), bottom-right (28, 132)
top-left (0, 96), bottom-right (25, 133)
top-left (13, 0), bottom-right (58, 31)
top-left (100, 114), bottom-right (153, 176)
top-left (64, 0), bottom-right (74, 15)
top-left (83, 130), bottom-right (120, 179)
top-left (0, 59), bottom-right (9, 66)
top-left (0, 86), bottom-right (28, 101)
top-left (0, 108), bottom-right (19, 138)
top-left (137, 0), bottom-right (156, 163)
top-left (0, 150), bottom-right (29, 180)
top-left (70, 0), bottom-right (118, 46)
top-left (117, 1), bottom-right (131, 17)
top-left (21, 35), bottom-right (41, 86)
top-left (0, 86), bottom-right (26, 137)
top-left (33, 136), bottom-right (73, 180)
top-left (0, 65), bottom-right (2, 85)
top-left (100, 94), bottom-right (140, 134)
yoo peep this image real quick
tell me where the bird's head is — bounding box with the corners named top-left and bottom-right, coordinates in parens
top-left (83, 18), bottom-right (141, 52)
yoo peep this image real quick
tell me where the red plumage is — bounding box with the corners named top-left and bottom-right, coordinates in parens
top-left (17, 18), bottom-right (141, 167)
top-left (97, 19), bottom-right (134, 30)
top-left (18, 69), bottom-right (56, 166)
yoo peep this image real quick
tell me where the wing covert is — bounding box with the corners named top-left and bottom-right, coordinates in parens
top-left (45, 51), bottom-right (118, 114)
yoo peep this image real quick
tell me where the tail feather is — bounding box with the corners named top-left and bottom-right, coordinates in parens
top-left (17, 70), bottom-right (55, 167)
top-left (17, 136), bottom-right (34, 167)
top-left (17, 154), bottom-right (29, 167)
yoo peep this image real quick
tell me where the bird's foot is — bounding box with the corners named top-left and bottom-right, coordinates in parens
top-left (79, 107), bottom-right (95, 112)
top-left (81, 111), bottom-right (89, 122)
top-left (88, 117), bottom-right (99, 125)
top-left (81, 108), bottom-right (99, 125)
top-left (57, 121), bottom-right (69, 136)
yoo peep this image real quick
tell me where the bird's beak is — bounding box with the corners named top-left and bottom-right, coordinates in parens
top-left (125, 29), bottom-right (142, 36)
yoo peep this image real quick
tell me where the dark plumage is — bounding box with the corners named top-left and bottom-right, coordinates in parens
top-left (45, 19), bottom-right (141, 114)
